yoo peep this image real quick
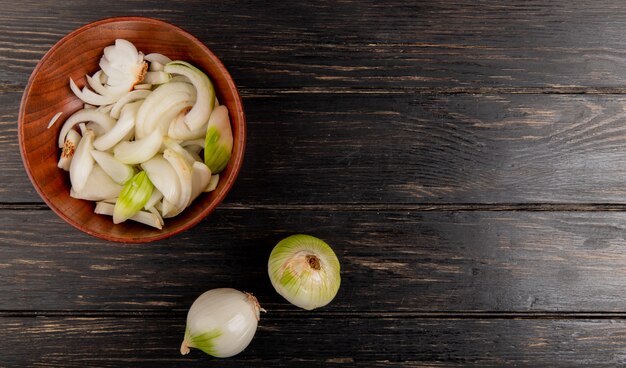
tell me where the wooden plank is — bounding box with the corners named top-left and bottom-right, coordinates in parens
top-left (6, 92), bottom-right (626, 203)
top-left (4, 1), bottom-right (626, 90)
top-left (0, 316), bottom-right (624, 367)
top-left (1, 209), bottom-right (626, 312)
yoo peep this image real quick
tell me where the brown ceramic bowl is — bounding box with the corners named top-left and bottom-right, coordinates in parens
top-left (19, 17), bottom-right (246, 243)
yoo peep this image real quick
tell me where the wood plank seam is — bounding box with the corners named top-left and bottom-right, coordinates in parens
top-left (2, 311), bottom-right (626, 319)
top-left (8, 203), bottom-right (626, 211)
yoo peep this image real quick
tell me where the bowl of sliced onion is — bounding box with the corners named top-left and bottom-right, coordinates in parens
top-left (19, 17), bottom-right (246, 243)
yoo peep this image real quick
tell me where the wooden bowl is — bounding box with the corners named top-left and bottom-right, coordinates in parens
top-left (18, 17), bottom-right (246, 243)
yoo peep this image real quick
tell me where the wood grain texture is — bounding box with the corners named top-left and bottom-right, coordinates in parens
top-left (6, 1), bottom-right (626, 91)
top-left (7, 92), bottom-right (626, 204)
top-left (3, 0), bottom-right (626, 366)
top-left (1, 316), bottom-right (625, 367)
top-left (1, 209), bottom-right (626, 312)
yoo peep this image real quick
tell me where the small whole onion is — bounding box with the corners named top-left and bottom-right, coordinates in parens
top-left (180, 288), bottom-right (264, 358)
top-left (268, 234), bottom-right (341, 310)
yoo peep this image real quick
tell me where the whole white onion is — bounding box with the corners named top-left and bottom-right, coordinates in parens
top-left (180, 288), bottom-right (264, 358)
top-left (268, 234), bottom-right (341, 310)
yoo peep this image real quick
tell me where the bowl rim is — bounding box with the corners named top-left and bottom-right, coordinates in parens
top-left (18, 16), bottom-right (246, 243)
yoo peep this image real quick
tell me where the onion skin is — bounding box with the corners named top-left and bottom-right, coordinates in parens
top-left (268, 234), bottom-right (341, 310)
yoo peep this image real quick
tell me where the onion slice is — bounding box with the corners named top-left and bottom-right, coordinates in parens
top-left (69, 77), bottom-right (124, 106)
top-left (58, 129), bottom-right (81, 171)
top-left (100, 39), bottom-right (147, 94)
top-left (144, 188), bottom-right (164, 210)
top-left (58, 109), bottom-right (115, 148)
top-left (164, 61), bottom-right (215, 131)
top-left (113, 171), bottom-right (154, 224)
top-left (47, 112), bottom-right (63, 129)
top-left (110, 90), bottom-right (150, 119)
top-left (204, 105), bottom-right (233, 173)
top-left (95, 202), bottom-right (162, 229)
top-left (190, 161), bottom-right (211, 204)
top-left (205, 174), bottom-right (219, 193)
top-left (162, 148), bottom-right (192, 217)
top-left (143, 71), bottom-right (171, 85)
top-left (70, 165), bottom-right (123, 201)
top-left (114, 129), bottom-right (163, 165)
top-left (163, 137), bottom-right (199, 166)
top-left (135, 82), bottom-right (196, 139)
top-left (91, 150), bottom-right (134, 184)
top-left (168, 111), bottom-right (207, 140)
top-left (86, 70), bottom-right (112, 96)
top-left (145, 53), bottom-right (172, 65)
top-left (140, 155), bottom-right (181, 209)
top-left (93, 101), bottom-right (141, 151)
top-left (134, 84), bottom-right (152, 90)
top-left (69, 129), bottom-right (95, 193)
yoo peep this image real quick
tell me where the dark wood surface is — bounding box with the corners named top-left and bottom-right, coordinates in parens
top-left (2, 1), bottom-right (626, 366)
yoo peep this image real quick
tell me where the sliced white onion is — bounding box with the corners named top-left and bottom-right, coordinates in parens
top-left (181, 138), bottom-right (205, 154)
top-left (190, 161), bottom-right (211, 204)
top-left (113, 171), bottom-right (153, 224)
top-left (140, 155), bottom-right (181, 207)
top-left (70, 165), bottom-right (123, 201)
top-left (95, 104), bottom-right (114, 114)
top-left (163, 137), bottom-right (198, 166)
top-left (203, 105), bottom-right (233, 174)
top-left (145, 53), bottom-right (172, 65)
top-left (93, 101), bottom-right (141, 151)
top-left (69, 130), bottom-right (95, 193)
top-left (100, 39), bottom-right (147, 94)
top-left (58, 129), bottom-right (81, 171)
top-left (148, 206), bottom-right (164, 227)
top-left (94, 201), bottom-right (162, 229)
top-left (69, 78), bottom-right (123, 106)
top-left (149, 61), bottom-right (164, 72)
top-left (164, 61), bottom-right (215, 131)
top-left (161, 198), bottom-right (179, 218)
top-left (110, 90), bottom-right (150, 119)
top-left (144, 188), bottom-right (164, 210)
top-left (47, 111), bottom-right (63, 129)
top-left (113, 39), bottom-right (141, 64)
top-left (85, 121), bottom-right (106, 136)
top-left (114, 129), bottom-right (163, 165)
top-left (86, 70), bottom-right (112, 96)
top-left (144, 94), bottom-right (193, 137)
top-left (58, 108), bottom-right (115, 148)
top-left (170, 75), bottom-right (192, 84)
top-left (134, 84), bottom-right (152, 90)
top-left (56, 39), bottom-right (228, 230)
top-left (168, 111), bottom-right (207, 140)
top-left (162, 148), bottom-right (192, 217)
top-left (78, 122), bottom-right (88, 136)
top-left (143, 71), bottom-right (171, 85)
top-left (135, 82), bottom-right (196, 139)
top-left (91, 150), bottom-right (134, 184)
top-left (205, 174), bottom-right (219, 192)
